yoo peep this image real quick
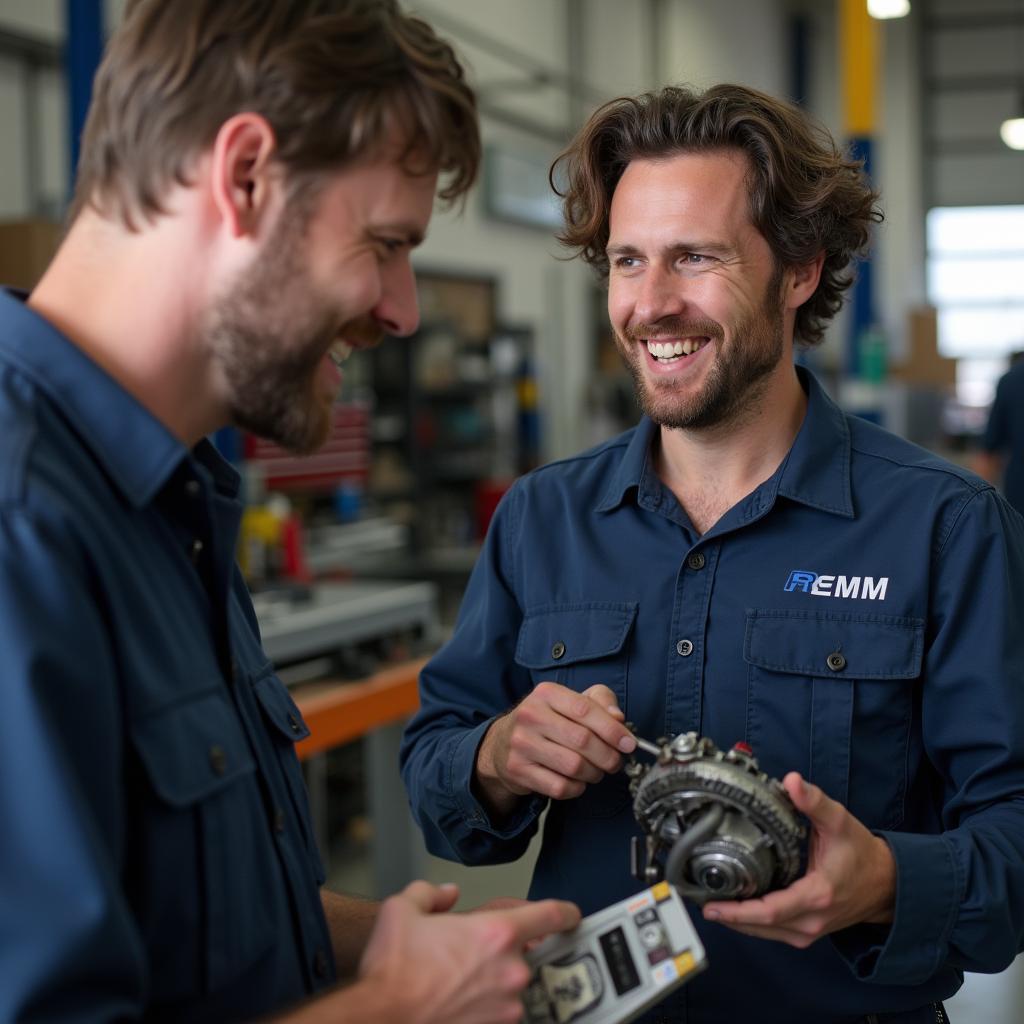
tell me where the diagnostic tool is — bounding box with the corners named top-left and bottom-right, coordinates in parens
top-left (522, 881), bottom-right (706, 1024)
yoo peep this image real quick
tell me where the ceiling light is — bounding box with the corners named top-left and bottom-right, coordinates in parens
top-left (867, 0), bottom-right (911, 18)
top-left (1001, 114), bottom-right (1024, 150)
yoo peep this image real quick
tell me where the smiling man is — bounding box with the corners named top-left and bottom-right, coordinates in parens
top-left (401, 84), bottom-right (1024, 1024)
top-left (0, 2), bottom-right (582, 1022)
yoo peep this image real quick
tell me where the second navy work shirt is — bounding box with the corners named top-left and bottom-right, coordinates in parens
top-left (0, 290), bottom-right (334, 1021)
top-left (984, 359), bottom-right (1024, 515)
top-left (402, 368), bottom-right (1024, 1024)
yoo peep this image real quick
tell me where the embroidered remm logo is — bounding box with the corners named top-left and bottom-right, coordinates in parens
top-left (784, 570), bottom-right (888, 601)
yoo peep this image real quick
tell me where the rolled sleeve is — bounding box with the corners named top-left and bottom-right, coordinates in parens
top-left (835, 832), bottom-right (960, 983)
top-left (448, 719), bottom-right (546, 837)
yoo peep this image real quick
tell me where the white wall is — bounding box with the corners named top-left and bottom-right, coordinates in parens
top-left (659, 0), bottom-right (786, 94)
top-left (0, 0), bottom-right (61, 38)
top-left (580, 0), bottom-right (658, 98)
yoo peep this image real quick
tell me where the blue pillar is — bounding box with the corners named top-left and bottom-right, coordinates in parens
top-left (66, 0), bottom-right (104, 192)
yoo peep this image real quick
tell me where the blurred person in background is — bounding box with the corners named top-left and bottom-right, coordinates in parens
top-left (402, 83), bottom-right (1024, 1024)
top-left (974, 350), bottom-right (1024, 516)
top-left (0, 2), bottom-right (580, 1021)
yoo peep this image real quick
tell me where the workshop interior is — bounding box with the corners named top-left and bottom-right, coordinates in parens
top-left (2, 0), bottom-right (1024, 1019)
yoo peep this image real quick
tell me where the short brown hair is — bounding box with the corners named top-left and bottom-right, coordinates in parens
top-left (553, 83), bottom-right (882, 346)
top-left (71, 0), bottom-right (479, 228)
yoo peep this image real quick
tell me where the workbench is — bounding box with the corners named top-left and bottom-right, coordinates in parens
top-left (254, 579), bottom-right (440, 897)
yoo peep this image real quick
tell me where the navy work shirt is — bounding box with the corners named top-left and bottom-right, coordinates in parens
top-left (0, 291), bottom-right (334, 1021)
top-left (983, 359), bottom-right (1024, 515)
top-left (402, 368), bottom-right (1024, 1024)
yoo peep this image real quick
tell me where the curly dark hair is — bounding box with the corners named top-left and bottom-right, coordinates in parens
top-left (552, 83), bottom-right (882, 346)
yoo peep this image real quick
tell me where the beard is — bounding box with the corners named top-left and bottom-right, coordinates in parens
top-left (616, 268), bottom-right (786, 431)
top-left (203, 203), bottom-right (380, 454)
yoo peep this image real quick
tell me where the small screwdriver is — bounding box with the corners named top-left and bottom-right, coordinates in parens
top-left (630, 733), bottom-right (663, 757)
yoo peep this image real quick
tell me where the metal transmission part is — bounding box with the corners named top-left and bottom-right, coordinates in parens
top-left (626, 731), bottom-right (805, 905)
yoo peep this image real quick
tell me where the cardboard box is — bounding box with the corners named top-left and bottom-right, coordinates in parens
top-left (0, 219), bottom-right (62, 290)
top-left (888, 306), bottom-right (957, 390)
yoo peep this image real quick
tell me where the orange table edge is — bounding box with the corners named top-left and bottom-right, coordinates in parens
top-left (292, 656), bottom-right (427, 760)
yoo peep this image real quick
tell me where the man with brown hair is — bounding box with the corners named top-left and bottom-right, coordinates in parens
top-left (402, 84), bottom-right (1024, 1023)
top-left (0, 2), bottom-right (579, 1021)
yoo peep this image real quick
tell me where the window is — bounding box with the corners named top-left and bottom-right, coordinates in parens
top-left (926, 206), bottom-right (1024, 406)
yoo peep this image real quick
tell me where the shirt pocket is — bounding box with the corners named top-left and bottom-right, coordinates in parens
top-left (515, 602), bottom-right (637, 819)
top-left (251, 664), bottom-right (325, 884)
top-left (130, 689), bottom-right (277, 999)
top-left (744, 609), bottom-right (924, 830)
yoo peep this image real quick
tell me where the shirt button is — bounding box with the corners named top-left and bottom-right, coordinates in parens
top-left (272, 807), bottom-right (285, 834)
top-left (826, 651), bottom-right (847, 672)
top-left (687, 552), bottom-right (706, 570)
top-left (208, 744), bottom-right (227, 775)
top-left (676, 639), bottom-right (694, 657)
top-left (190, 538), bottom-right (204, 563)
top-left (551, 641), bottom-right (566, 660)
top-left (184, 479), bottom-right (201, 498)
top-left (313, 948), bottom-right (330, 978)
top-left (287, 713), bottom-right (301, 734)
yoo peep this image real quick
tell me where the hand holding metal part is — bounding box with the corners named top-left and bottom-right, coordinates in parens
top-left (625, 730), bottom-right (806, 906)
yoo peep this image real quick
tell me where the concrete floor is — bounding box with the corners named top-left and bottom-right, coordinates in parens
top-left (945, 957), bottom-right (1024, 1023)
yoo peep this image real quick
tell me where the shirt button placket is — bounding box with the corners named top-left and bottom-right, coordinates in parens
top-left (678, 555), bottom-right (702, 660)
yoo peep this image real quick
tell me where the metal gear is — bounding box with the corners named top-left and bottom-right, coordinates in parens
top-left (626, 731), bottom-right (805, 905)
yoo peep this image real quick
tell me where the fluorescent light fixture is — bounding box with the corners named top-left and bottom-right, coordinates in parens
top-left (867, 0), bottom-right (910, 18)
top-left (1002, 116), bottom-right (1024, 151)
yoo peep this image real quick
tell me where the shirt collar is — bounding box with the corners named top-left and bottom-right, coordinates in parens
top-left (595, 417), bottom-right (658, 512)
top-left (0, 288), bottom-right (238, 507)
top-left (776, 366), bottom-right (854, 518)
top-left (594, 366), bottom-right (853, 519)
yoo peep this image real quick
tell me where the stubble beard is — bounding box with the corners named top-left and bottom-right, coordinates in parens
top-left (617, 274), bottom-right (787, 432)
top-left (204, 202), bottom-right (340, 455)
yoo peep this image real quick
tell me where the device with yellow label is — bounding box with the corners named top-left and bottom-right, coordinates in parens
top-left (521, 882), bottom-right (707, 1024)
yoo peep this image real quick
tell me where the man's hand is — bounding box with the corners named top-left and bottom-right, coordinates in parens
top-left (358, 881), bottom-right (580, 1024)
top-left (701, 773), bottom-right (896, 948)
top-left (475, 682), bottom-right (637, 816)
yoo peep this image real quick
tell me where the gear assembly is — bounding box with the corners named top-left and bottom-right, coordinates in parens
top-left (625, 731), bottom-right (807, 905)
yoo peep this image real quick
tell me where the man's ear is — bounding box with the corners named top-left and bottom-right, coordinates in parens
top-left (208, 113), bottom-right (280, 239)
top-left (785, 252), bottom-right (825, 311)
